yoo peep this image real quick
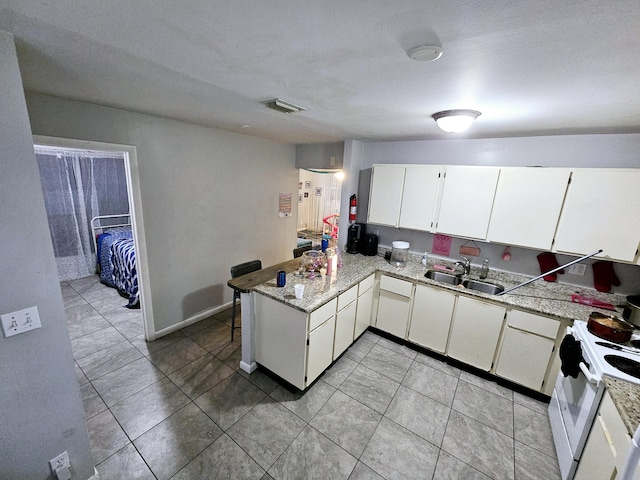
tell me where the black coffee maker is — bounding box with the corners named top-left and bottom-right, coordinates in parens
top-left (346, 223), bottom-right (366, 254)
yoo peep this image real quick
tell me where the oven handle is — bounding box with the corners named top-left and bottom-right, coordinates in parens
top-left (566, 325), bottom-right (602, 387)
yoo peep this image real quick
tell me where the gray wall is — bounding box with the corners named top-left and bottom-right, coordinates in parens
top-left (25, 93), bottom-right (298, 333)
top-left (0, 31), bottom-right (94, 480)
top-left (295, 142), bottom-right (344, 170)
top-left (348, 135), bottom-right (640, 295)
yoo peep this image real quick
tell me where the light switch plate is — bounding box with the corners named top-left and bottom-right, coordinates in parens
top-left (1, 306), bottom-right (41, 337)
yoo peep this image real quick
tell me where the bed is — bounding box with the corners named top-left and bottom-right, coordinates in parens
top-left (92, 214), bottom-right (140, 309)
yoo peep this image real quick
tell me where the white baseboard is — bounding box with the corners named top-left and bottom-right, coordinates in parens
top-left (152, 301), bottom-right (234, 339)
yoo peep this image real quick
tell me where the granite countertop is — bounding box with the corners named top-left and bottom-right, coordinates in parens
top-left (253, 251), bottom-right (626, 323)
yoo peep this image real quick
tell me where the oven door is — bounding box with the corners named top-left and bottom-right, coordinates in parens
top-left (551, 337), bottom-right (604, 478)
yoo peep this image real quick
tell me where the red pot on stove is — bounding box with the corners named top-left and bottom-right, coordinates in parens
top-left (587, 311), bottom-right (635, 343)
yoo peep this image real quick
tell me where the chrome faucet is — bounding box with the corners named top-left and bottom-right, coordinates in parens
top-left (454, 256), bottom-right (471, 276)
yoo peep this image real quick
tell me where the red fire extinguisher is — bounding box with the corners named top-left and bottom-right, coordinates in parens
top-left (349, 194), bottom-right (357, 223)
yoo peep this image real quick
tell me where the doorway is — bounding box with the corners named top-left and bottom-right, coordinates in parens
top-left (32, 135), bottom-right (154, 339)
top-left (296, 169), bottom-right (343, 248)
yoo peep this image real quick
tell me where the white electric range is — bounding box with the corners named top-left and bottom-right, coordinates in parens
top-left (549, 319), bottom-right (640, 480)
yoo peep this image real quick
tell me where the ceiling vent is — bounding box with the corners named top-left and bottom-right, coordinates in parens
top-left (263, 98), bottom-right (307, 114)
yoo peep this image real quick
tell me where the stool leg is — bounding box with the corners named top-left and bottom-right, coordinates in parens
top-left (231, 291), bottom-right (238, 342)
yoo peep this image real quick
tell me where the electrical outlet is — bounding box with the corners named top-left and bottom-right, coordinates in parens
top-left (49, 450), bottom-right (70, 472)
top-left (568, 263), bottom-right (587, 276)
top-left (0, 306), bottom-right (41, 338)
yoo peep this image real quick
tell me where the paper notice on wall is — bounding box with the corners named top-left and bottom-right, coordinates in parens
top-left (278, 193), bottom-right (292, 218)
top-left (432, 234), bottom-right (452, 256)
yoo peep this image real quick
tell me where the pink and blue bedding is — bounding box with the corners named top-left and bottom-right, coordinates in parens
top-left (96, 227), bottom-right (139, 308)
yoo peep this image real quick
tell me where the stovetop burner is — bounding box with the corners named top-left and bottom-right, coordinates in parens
top-left (604, 354), bottom-right (640, 380)
top-left (630, 339), bottom-right (640, 349)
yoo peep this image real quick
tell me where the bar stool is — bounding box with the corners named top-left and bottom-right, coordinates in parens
top-left (293, 244), bottom-right (313, 258)
top-left (229, 260), bottom-right (261, 342)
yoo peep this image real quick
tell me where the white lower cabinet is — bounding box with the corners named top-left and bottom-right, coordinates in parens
top-left (447, 296), bottom-right (506, 371)
top-left (354, 274), bottom-right (375, 339)
top-left (375, 275), bottom-right (414, 338)
top-left (307, 315), bottom-right (337, 384)
top-left (408, 284), bottom-right (456, 353)
top-left (255, 294), bottom-right (336, 390)
top-left (333, 285), bottom-right (358, 360)
top-left (494, 309), bottom-right (560, 391)
top-left (575, 390), bottom-right (637, 480)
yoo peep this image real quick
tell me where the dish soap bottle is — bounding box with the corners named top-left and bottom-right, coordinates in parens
top-left (421, 252), bottom-right (428, 267)
top-left (480, 258), bottom-right (489, 279)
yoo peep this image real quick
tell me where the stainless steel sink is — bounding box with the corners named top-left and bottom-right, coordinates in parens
top-left (425, 270), bottom-right (462, 285)
top-left (462, 279), bottom-right (505, 295)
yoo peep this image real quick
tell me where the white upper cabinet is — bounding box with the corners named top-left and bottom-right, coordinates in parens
top-left (436, 166), bottom-right (501, 240)
top-left (398, 165), bottom-right (442, 231)
top-left (487, 167), bottom-right (571, 250)
top-left (367, 165), bottom-right (406, 227)
top-left (553, 169), bottom-right (640, 262)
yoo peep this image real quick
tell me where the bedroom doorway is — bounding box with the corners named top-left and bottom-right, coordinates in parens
top-left (296, 169), bottom-right (343, 249)
top-left (33, 135), bottom-right (153, 340)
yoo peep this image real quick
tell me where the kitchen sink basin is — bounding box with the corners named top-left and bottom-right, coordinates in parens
top-left (462, 279), bottom-right (505, 295)
top-left (425, 270), bottom-right (462, 285)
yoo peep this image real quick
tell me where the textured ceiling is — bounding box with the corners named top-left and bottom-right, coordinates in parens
top-left (2, 0), bottom-right (640, 144)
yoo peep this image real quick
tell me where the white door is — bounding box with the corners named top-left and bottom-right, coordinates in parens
top-left (554, 169), bottom-right (640, 262)
top-left (487, 167), bottom-right (571, 250)
top-left (399, 165), bottom-right (442, 231)
top-left (436, 166), bottom-right (500, 239)
top-left (408, 284), bottom-right (456, 353)
top-left (495, 328), bottom-right (555, 391)
top-left (447, 296), bottom-right (506, 370)
top-left (354, 286), bottom-right (374, 339)
top-left (367, 165), bottom-right (406, 227)
top-left (334, 301), bottom-right (357, 360)
top-left (306, 317), bottom-right (336, 386)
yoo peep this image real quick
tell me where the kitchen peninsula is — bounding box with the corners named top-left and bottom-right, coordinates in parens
top-left (229, 251), bottom-right (625, 393)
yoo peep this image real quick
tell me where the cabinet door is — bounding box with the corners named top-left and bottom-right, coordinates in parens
top-left (354, 286), bottom-right (374, 339)
top-left (436, 166), bottom-right (500, 239)
top-left (398, 165), bottom-right (442, 231)
top-left (447, 296), bottom-right (506, 371)
top-left (375, 289), bottom-right (412, 338)
top-left (254, 294), bottom-right (307, 389)
top-left (554, 169), bottom-right (640, 262)
top-left (334, 301), bottom-right (357, 360)
top-left (367, 165), bottom-right (406, 227)
top-left (306, 316), bottom-right (336, 386)
top-left (574, 414), bottom-right (616, 480)
top-left (487, 167), bottom-right (571, 250)
top-left (409, 284), bottom-right (456, 353)
top-left (495, 328), bottom-right (555, 391)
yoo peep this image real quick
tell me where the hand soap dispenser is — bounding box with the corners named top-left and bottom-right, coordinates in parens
top-left (480, 258), bottom-right (489, 279)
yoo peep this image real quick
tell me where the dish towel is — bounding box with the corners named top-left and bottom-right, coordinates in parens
top-left (559, 334), bottom-right (589, 378)
top-left (592, 260), bottom-right (621, 293)
top-left (537, 252), bottom-right (565, 282)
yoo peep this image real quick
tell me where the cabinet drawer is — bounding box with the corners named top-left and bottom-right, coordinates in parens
top-left (358, 274), bottom-right (375, 295)
top-left (379, 275), bottom-right (413, 297)
top-left (338, 285), bottom-right (358, 311)
top-left (309, 298), bottom-right (337, 332)
top-left (507, 309), bottom-right (559, 339)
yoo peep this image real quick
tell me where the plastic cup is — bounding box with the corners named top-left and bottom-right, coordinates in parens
top-left (294, 284), bottom-right (305, 299)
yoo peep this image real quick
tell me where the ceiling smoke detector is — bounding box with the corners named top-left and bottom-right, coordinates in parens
top-left (408, 45), bottom-right (444, 62)
top-left (263, 99), bottom-right (308, 114)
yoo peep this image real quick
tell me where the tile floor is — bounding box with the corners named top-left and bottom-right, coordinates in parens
top-left (63, 274), bottom-right (562, 480)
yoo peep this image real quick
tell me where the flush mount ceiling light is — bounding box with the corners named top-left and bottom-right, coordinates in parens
top-left (263, 98), bottom-right (308, 114)
top-left (432, 109), bottom-right (481, 133)
top-left (407, 45), bottom-right (444, 62)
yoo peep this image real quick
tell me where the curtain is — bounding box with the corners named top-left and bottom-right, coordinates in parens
top-left (35, 146), bottom-right (130, 281)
